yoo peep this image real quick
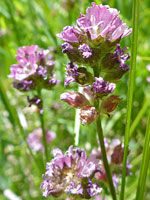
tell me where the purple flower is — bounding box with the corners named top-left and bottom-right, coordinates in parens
top-left (8, 45), bottom-right (59, 91)
top-left (78, 44), bottom-right (92, 58)
top-left (65, 62), bottom-right (93, 86)
top-left (62, 42), bottom-right (74, 54)
top-left (57, 3), bottom-right (132, 45)
top-left (27, 96), bottom-right (43, 114)
top-left (113, 44), bottom-right (130, 71)
top-left (87, 179), bottom-right (102, 197)
top-left (27, 128), bottom-right (56, 152)
top-left (41, 146), bottom-right (101, 198)
top-left (57, 26), bottom-right (80, 43)
top-left (93, 77), bottom-right (116, 96)
top-left (13, 80), bottom-right (34, 91)
top-left (77, 3), bottom-right (132, 42)
top-left (64, 62), bottom-right (78, 86)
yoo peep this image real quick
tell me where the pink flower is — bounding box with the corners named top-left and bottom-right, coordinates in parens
top-left (27, 128), bottom-right (56, 152)
top-left (57, 3), bottom-right (132, 44)
top-left (41, 146), bottom-right (102, 198)
top-left (9, 45), bottom-right (59, 91)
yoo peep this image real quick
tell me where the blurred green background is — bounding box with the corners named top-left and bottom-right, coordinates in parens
top-left (0, 0), bottom-right (150, 199)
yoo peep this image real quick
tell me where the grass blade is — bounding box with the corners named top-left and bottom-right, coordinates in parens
top-left (130, 98), bottom-right (149, 138)
top-left (135, 110), bottom-right (150, 200)
top-left (120, 0), bottom-right (139, 199)
top-left (0, 79), bottom-right (17, 129)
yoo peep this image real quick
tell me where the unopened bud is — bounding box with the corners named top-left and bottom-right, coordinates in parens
top-left (60, 92), bottom-right (89, 108)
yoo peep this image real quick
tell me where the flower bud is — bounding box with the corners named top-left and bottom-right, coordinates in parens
top-left (60, 92), bottom-right (89, 108)
top-left (93, 77), bottom-right (116, 98)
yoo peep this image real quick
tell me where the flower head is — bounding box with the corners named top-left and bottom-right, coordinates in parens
top-left (27, 128), bottom-right (56, 152)
top-left (9, 45), bottom-right (59, 91)
top-left (57, 3), bottom-right (131, 68)
top-left (41, 146), bottom-right (102, 198)
top-left (77, 3), bottom-right (131, 42)
top-left (57, 3), bottom-right (132, 45)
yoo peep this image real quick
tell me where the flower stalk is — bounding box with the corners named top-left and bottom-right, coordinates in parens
top-left (93, 66), bottom-right (117, 200)
top-left (96, 113), bottom-right (117, 200)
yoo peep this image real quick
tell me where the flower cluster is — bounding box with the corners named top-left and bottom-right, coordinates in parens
top-left (57, 3), bottom-right (131, 67)
top-left (57, 3), bottom-right (131, 125)
top-left (41, 146), bottom-right (102, 199)
top-left (27, 128), bottom-right (56, 152)
top-left (92, 138), bottom-right (132, 187)
top-left (61, 84), bottom-right (121, 124)
top-left (8, 45), bottom-right (60, 91)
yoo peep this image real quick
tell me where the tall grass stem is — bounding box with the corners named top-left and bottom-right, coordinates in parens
top-left (135, 110), bottom-right (150, 200)
top-left (120, 0), bottom-right (139, 199)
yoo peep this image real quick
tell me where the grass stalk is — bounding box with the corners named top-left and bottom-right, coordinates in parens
top-left (135, 110), bottom-right (150, 200)
top-left (120, 0), bottom-right (139, 199)
top-left (130, 98), bottom-right (149, 138)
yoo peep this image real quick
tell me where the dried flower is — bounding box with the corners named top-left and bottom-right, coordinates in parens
top-left (27, 128), bottom-right (56, 152)
top-left (41, 146), bottom-right (102, 198)
top-left (80, 106), bottom-right (99, 125)
top-left (101, 95), bottom-right (122, 114)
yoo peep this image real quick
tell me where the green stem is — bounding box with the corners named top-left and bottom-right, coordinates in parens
top-left (38, 89), bottom-right (49, 162)
top-left (93, 64), bottom-right (117, 200)
top-left (120, 0), bottom-right (139, 199)
top-left (96, 116), bottom-right (117, 200)
top-left (135, 110), bottom-right (150, 200)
